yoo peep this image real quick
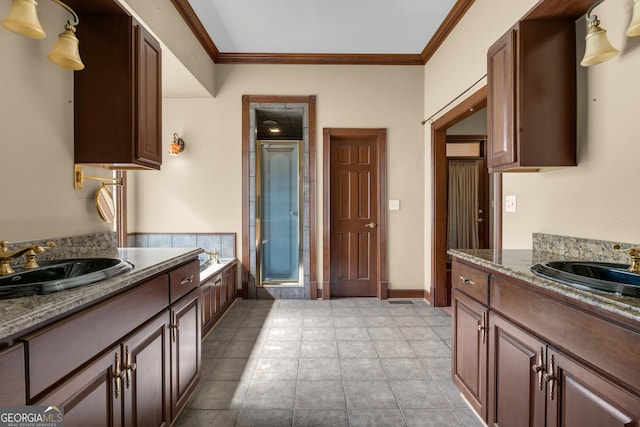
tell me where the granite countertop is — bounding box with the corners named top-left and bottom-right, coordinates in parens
top-left (0, 247), bottom-right (202, 343)
top-left (449, 248), bottom-right (640, 324)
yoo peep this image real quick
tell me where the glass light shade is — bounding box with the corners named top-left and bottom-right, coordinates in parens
top-left (1, 0), bottom-right (46, 39)
top-left (47, 26), bottom-right (84, 70)
top-left (627, 0), bottom-right (640, 37)
top-left (580, 22), bottom-right (619, 66)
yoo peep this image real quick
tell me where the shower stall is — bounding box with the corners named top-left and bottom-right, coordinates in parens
top-left (256, 140), bottom-right (303, 286)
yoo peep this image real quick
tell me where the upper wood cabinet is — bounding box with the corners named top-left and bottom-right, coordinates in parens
top-left (487, 20), bottom-right (576, 173)
top-left (74, 13), bottom-right (162, 170)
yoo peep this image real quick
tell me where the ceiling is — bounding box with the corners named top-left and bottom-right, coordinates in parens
top-left (187, 0), bottom-right (458, 55)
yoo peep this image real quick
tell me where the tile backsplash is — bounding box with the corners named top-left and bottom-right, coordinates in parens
top-left (127, 233), bottom-right (236, 260)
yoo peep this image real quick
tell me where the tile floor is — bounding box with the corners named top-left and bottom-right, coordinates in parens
top-left (174, 298), bottom-right (484, 427)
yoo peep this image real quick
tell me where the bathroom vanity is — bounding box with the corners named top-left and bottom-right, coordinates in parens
top-left (449, 249), bottom-right (640, 426)
top-left (0, 247), bottom-right (202, 425)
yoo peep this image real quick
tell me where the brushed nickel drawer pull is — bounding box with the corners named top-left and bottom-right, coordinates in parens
top-left (459, 276), bottom-right (475, 285)
top-left (543, 354), bottom-right (558, 400)
top-left (532, 347), bottom-right (546, 391)
top-left (181, 275), bottom-right (194, 285)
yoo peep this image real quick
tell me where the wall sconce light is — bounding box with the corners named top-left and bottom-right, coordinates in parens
top-left (581, 0), bottom-right (620, 66)
top-left (169, 133), bottom-right (185, 156)
top-left (581, 0), bottom-right (640, 66)
top-left (1, 0), bottom-right (84, 70)
top-left (628, 0), bottom-right (640, 36)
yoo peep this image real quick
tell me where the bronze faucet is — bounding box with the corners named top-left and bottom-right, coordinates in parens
top-left (0, 241), bottom-right (55, 275)
top-left (612, 244), bottom-right (640, 273)
top-left (203, 249), bottom-right (220, 264)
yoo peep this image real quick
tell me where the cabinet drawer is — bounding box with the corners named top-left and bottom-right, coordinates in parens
top-left (169, 260), bottom-right (200, 303)
top-left (23, 274), bottom-right (169, 401)
top-left (452, 259), bottom-right (489, 305)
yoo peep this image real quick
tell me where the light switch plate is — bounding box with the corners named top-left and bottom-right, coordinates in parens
top-left (505, 195), bottom-right (517, 213)
top-left (389, 200), bottom-right (400, 211)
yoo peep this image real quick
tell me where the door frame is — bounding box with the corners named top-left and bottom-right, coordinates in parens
top-left (429, 86), bottom-right (502, 306)
top-left (241, 95), bottom-right (317, 299)
top-left (322, 128), bottom-right (388, 300)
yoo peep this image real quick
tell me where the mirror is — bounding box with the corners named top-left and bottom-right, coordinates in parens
top-left (95, 184), bottom-right (115, 223)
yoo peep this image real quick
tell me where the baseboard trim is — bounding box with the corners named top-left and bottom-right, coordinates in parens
top-left (387, 289), bottom-right (425, 299)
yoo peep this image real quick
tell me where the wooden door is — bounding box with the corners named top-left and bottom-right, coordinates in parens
top-left (328, 130), bottom-right (382, 297)
top-left (122, 311), bottom-right (170, 427)
top-left (487, 313), bottom-right (546, 427)
top-left (546, 348), bottom-right (640, 427)
top-left (452, 289), bottom-right (488, 421)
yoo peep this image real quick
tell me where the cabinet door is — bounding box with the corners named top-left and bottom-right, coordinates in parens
top-left (0, 344), bottom-right (25, 405)
top-left (452, 289), bottom-right (488, 420)
top-left (34, 346), bottom-right (123, 427)
top-left (487, 313), bottom-right (546, 427)
top-left (213, 273), bottom-right (223, 313)
top-left (487, 28), bottom-right (516, 170)
top-left (201, 279), bottom-right (214, 331)
top-left (170, 290), bottom-right (201, 419)
top-left (135, 23), bottom-right (162, 168)
top-left (122, 311), bottom-right (170, 427)
top-left (546, 349), bottom-right (640, 427)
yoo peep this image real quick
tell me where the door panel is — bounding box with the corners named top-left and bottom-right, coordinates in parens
top-left (488, 313), bottom-right (546, 427)
top-left (547, 349), bottom-right (640, 427)
top-left (330, 136), bottom-right (378, 297)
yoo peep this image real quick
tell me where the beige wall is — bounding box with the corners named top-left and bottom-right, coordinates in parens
top-left (6, 0), bottom-right (636, 295)
top-left (424, 0), bottom-right (640, 277)
top-left (128, 64), bottom-right (426, 289)
top-left (0, 1), bottom-right (113, 242)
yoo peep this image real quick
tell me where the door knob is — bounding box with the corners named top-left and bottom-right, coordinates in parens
top-left (365, 222), bottom-right (377, 228)
top-left (476, 218), bottom-right (484, 222)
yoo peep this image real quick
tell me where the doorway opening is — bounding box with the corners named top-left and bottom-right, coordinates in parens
top-left (429, 86), bottom-right (502, 307)
top-left (241, 96), bottom-right (317, 300)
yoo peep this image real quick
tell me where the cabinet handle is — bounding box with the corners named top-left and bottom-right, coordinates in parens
top-left (477, 312), bottom-right (487, 344)
top-left (124, 346), bottom-right (137, 389)
top-left (531, 347), bottom-right (546, 391)
top-left (170, 311), bottom-right (180, 343)
top-left (113, 352), bottom-right (124, 399)
top-left (181, 275), bottom-right (194, 285)
top-left (459, 276), bottom-right (475, 285)
top-left (543, 354), bottom-right (558, 400)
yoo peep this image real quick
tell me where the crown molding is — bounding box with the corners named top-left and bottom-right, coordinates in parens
top-left (171, 0), bottom-right (473, 65)
top-left (216, 52), bottom-right (424, 65)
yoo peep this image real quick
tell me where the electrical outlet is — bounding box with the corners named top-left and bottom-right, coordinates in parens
top-left (505, 195), bottom-right (517, 213)
top-left (389, 200), bottom-right (400, 211)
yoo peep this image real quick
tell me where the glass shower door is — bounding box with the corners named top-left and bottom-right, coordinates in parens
top-left (257, 141), bottom-right (302, 285)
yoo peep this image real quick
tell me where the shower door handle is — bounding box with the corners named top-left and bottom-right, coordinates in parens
top-left (365, 222), bottom-right (377, 228)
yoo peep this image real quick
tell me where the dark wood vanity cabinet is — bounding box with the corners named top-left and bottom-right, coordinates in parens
top-left (201, 260), bottom-right (238, 336)
top-left (18, 259), bottom-right (200, 426)
top-left (34, 311), bottom-right (171, 427)
top-left (452, 257), bottom-right (640, 426)
top-left (74, 13), bottom-right (162, 170)
top-left (452, 289), bottom-right (488, 420)
top-left (487, 19), bottom-right (576, 172)
top-left (451, 260), bottom-right (490, 420)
